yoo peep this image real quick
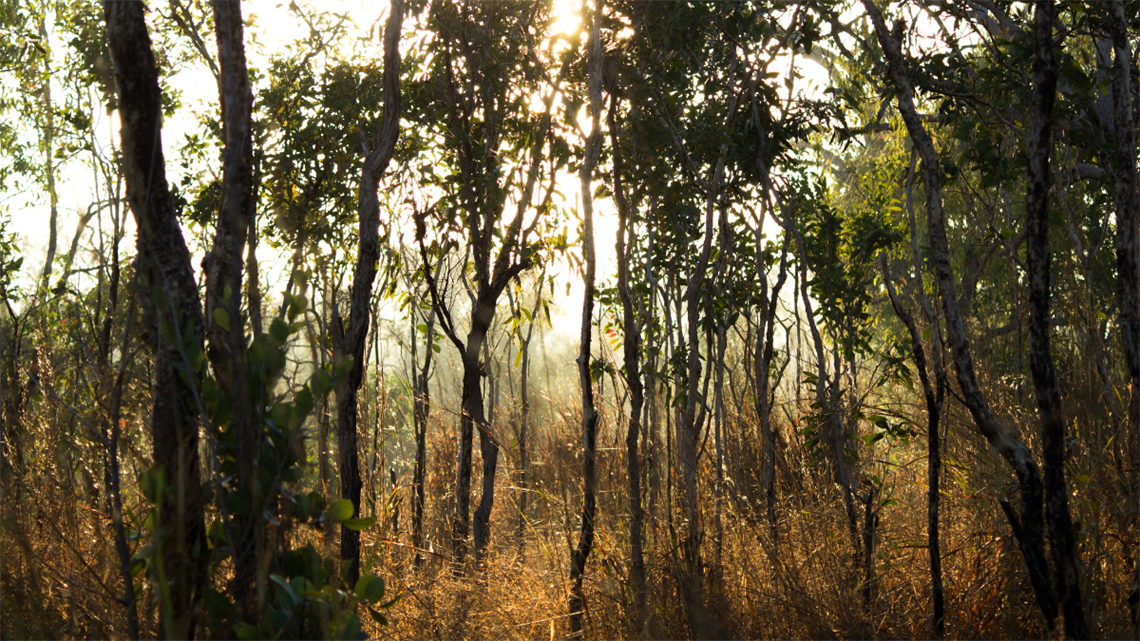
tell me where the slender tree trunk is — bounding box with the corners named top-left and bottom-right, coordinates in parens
top-left (330, 0), bottom-right (402, 587)
top-left (787, 209), bottom-right (859, 557)
top-left (902, 150), bottom-right (946, 638)
top-left (608, 90), bottom-right (648, 624)
top-left (863, 0), bottom-right (1059, 629)
top-left (59, 210), bottom-right (96, 286)
top-left (103, 2), bottom-right (207, 636)
top-left (104, 314), bottom-right (140, 641)
top-left (881, 255), bottom-right (945, 637)
top-left (206, 0), bottom-right (257, 610)
top-left (569, 12), bottom-right (603, 633)
top-left (246, 164), bottom-right (263, 340)
top-left (37, 11), bottom-right (58, 294)
top-left (1025, 6), bottom-right (1087, 636)
top-left (512, 274), bottom-right (541, 555)
top-left (678, 132), bottom-right (730, 628)
top-left (412, 306), bottom-right (434, 566)
top-left (1105, 3), bottom-right (1140, 628)
top-left (460, 307), bottom-right (497, 564)
top-left (758, 232), bottom-right (789, 539)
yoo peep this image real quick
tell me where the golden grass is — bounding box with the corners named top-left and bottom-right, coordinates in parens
top-left (2, 389), bottom-right (1136, 640)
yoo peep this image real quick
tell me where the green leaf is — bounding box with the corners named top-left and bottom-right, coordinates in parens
top-left (368, 608), bottom-right (388, 626)
top-left (213, 307), bottom-right (231, 331)
top-left (334, 356), bottom-right (354, 382)
top-left (270, 574), bottom-right (300, 606)
top-left (270, 317), bottom-right (290, 346)
top-left (342, 517), bottom-right (376, 531)
top-left (327, 498), bottom-right (354, 524)
top-left (355, 575), bottom-right (386, 603)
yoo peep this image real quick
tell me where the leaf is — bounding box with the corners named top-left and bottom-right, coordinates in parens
top-left (326, 498), bottom-right (354, 524)
top-left (368, 608), bottom-right (389, 626)
top-left (342, 517), bottom-right (376, 531)
top-left (213, 307), bottom-right (230, 330)
top-left (334, 356), bottom-right (354, 381)
top-left (270, 317), bottom-right (289, 346)
top-left (270, 574), bottom-right (300, 606)
top-left (355, 575), bottom-right (386, 603)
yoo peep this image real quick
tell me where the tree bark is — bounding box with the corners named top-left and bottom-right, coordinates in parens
top-left (880, 255), bottom-right (944, 637)
top-left (412, 304), bottom-right (434, 566)
top-left (569, 9), bottom-right (603, 633)
top-left (609, 91), bottom-right (648, 623)
top-left (1025, 4), bottom-right (1087, 636)
top-left (862, 0), bottom-right (1058, 629)
top-left (205, 0), bottom-right (257, 611)
top-left (786, 208), bottom-right (859, 558)
top-left (331, 0), bottom-right (403, 588)
top-left (1105, 2), bottom-right (1140, 628)
top-left (103, 1), bottom-right (207, 636)
top-left (758, 231), bottom-right (789, 539)
top-left (37, 10), bottom-right (58, 294)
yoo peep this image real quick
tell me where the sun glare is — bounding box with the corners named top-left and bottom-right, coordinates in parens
top-left (550, 0), bottom-right (583, 36)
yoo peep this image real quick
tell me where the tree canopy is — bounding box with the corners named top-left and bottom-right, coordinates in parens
top-left (1, 0), bottom-right (1137, 639)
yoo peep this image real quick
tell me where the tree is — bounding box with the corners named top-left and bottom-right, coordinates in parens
top-left (568, 0), bottom-right (603, 632)
top-left (330, 0), bottom-right (403, 587)
top-left (410, 0), bottom-right (571, 565)
top-left (102, 2), bottom-right (208, 635)
top-left (860, 0), bottom-right (1087, 632)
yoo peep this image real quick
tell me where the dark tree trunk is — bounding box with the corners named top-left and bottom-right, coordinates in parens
top-left (1105, 3), bottom-right (1140, 628)
top-left (103, 2), bottom-right (207, 636)
top-left (423, 8), bottom-right (563, 567)
top-left (757, 232), bottom-right (789, 539)
top-left (246, 164), bottom-right (263, 340)
top-left (902, 149), bottom-right (946, 638)
top-left (787, 210), bottom-right (859, 558)
top-left (36, 12), bottom-right (58, 294)
top-left (471, 308), bottom-right (501, 564)
top-left (510, 275), bottom-right (541, 555)
top-left (862, 0), bottom-right (1059, 630)
top-left (609, 92), bottom-right (647, 623)
top-left (880, 255), bottom-right (944, 637)
top-left (412, 306), bottom-right (434, 566)
top-left (206, 0), bottom-right (256, 611)
top-left (331, 0), bottom-right (403, 587)
top-left (569, 13), bottom-right (603, 633)
top-left (1025, 5), bottom-right (1087, 636)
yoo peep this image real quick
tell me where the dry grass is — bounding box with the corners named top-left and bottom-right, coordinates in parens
top-left (2, 375), bottom-right (1136, 640)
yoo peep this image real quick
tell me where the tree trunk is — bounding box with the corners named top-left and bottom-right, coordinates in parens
top-left (1025, 5), bottom-right (1087, 636)
top-left (608, 88), bottom-right (648, 624)
top-left (103, 2), bottom-right (207, 636)
top-left (205, 0), bottom-right (256, 611)
top-left (412, 306), bottom-right (434, 566)
top-left (862, 0), bottom-right (1058, 629)
top-left (37, 11), bottom-right (58, 294)
top-left (758, 232), bottom-right (789, 539)
top-left (1105, 3), bottom-right (1140, 628)
top-left (456, 306), bottom-right (495, 564)
top-left (787, 209), bottom-right (859, 558)
top-left (330, 0), bottom-right (402, 587)
top-left (569, 12), bottom-right (603, 633)
top-left (902, 150), bottom-right (946, 638)
top-left (246, 165), bottom-right (263, 340)
top-left (881, 255), bottom-right (945, 637)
